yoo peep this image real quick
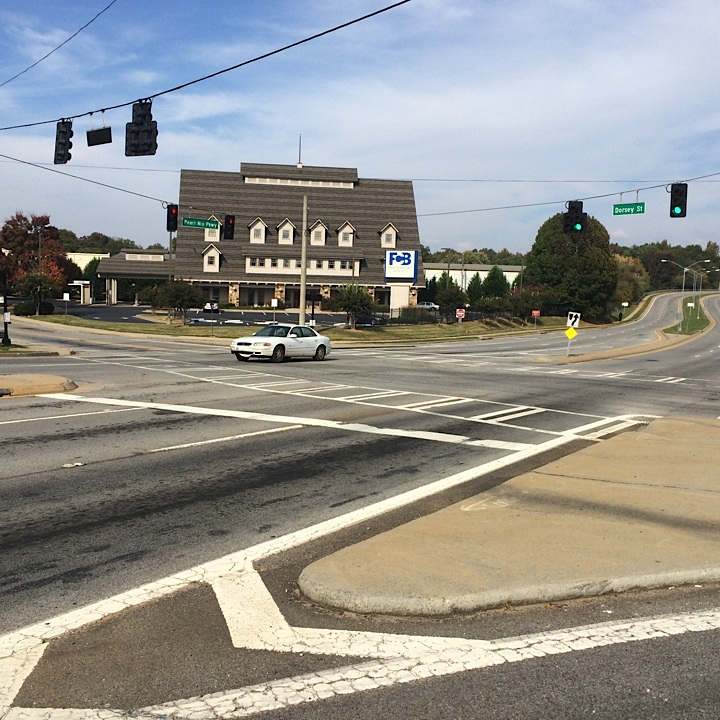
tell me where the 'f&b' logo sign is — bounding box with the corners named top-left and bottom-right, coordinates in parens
top-left (388, 251), bottom-right (413, 266)
top-left (385, 250), bottom-right (418, 280)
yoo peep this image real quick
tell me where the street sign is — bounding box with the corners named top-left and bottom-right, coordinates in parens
top-left (565, 327), bottom-right (577, 340)
top-left (531, 309), bottom-right (541, 317)
top-left (182, 217), bottom-right (219, 229)
top-left (566, 311), bottom-right (581, 328)
top-left (455, 308), bottom-right (466, 319)
top-left (613, 202), bottom-right (646, 215)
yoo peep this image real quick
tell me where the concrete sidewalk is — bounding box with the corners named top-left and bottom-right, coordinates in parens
top-left (299, 417), bottom-right (720, 615)
top-left (0, 374), bottom-right (77, 397)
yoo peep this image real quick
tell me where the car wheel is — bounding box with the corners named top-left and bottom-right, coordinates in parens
top-left (270, 345), bottom-right (285, 363)
top-left (313, 345), bottom-right (327, 361)
top-left (235, 353), bottom-right (249, 362)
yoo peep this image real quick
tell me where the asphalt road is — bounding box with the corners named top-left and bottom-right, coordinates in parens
top-left (2, 294), bottom-right (720, 718)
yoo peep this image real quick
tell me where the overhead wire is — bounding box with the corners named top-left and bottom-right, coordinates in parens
top-left (0, 0), bottom-right (412, 131)
top-left (0, 0), bottom-right (119, 89)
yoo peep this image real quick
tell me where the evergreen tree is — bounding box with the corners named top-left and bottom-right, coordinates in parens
top-left (481, 265), bottom-right (511, 298)
top-left (523, 213), bottom-right (618, 319)
top-left (466, 272), bottom-right (483, 307)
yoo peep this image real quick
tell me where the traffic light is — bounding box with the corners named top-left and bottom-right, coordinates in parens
top-left (223, 214), bottom-right (235, 240)
top-left (166, 204), bottom-right (178, 232)
top-left (670, 183), bottom-right (688, 218)
top-left (54, 119), bottom-right (73, 164)
top-left (125, 100), bottom-right (158, 156)
top-left (562, 200), bottom-right (587, 234)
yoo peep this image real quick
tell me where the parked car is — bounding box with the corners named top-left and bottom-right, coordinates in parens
top-left (230, 324), bottom-right (331, 362)
top-left (417, 301), bottom-right (440, 311)
top-left (354, 314), bottom-right (388, 327)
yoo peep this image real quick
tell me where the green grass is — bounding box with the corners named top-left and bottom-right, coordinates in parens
top-left (23, 312), bottom-right (571, 344)
top-left (663, 295), bottom-right (710, 335)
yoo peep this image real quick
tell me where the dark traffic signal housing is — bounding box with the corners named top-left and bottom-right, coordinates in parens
top-left (166, 204), bottom-right (178, 232)
top-left (54, 119), bottom-right (73, 164)
top-left (670, 183), bottom-right (688, 218)
top-left (223, 214), bottom-right (235, 240)
top-left (562, 200), bottom-right (587, 234)
top-left (125, 100), bottom-right (158, 156)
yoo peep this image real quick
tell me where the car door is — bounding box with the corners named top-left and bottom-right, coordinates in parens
top-left (300, 327), bottom-right (321, 355)
top-left (286, 326), bottom-right (311, 357)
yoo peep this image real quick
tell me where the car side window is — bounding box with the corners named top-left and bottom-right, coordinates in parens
top-left (301, 327), bottom-right (316, 337)
top-left (289, 328), bottom-right (301, 337)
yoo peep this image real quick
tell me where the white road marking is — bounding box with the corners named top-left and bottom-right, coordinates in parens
top-left (150, 425), bottom-right (303, 453)
top-left (0, 407), bottom-right (141, 426)
top-left (0, 414), bottom-right (659, 715)
top-left (36, 394), bottom-right (528, 448)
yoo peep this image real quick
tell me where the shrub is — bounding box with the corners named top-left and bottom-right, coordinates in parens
top-left (13, 300), bottom-right (54, 316)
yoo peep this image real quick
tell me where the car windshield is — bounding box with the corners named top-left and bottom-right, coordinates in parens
top-left (253, 325), bottom-right (289, 337)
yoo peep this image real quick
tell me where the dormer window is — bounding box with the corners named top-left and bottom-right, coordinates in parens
top-left (337, 222), bottom-right (355, 247)
top-left (202, 244), bottom-right (221, 273)
top-left (310, 220), bottom-right (328, 246)
top-left (380, 222), bottom-right (398, 249)
top-left (249, 218), bottom-right (267, 243)
top-left (205, 216), bottom-right (221, 243)
top-left (277, 218), bottom-right (295, 245)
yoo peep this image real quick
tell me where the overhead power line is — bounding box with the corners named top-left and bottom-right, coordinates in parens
top-left (417, 171), bottom-right (720, 217)
top-left (0, 0), bottom-right (119, 89)
top-left (0, 152), bottom-right (166, 203)
top-left (0, 0), bottom-right (412, 131)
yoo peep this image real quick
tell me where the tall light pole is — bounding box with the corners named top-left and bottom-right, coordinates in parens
top-left (661, 259), bottom-right (710, 332)
top-left (698, 268), bottom-right (719, 318)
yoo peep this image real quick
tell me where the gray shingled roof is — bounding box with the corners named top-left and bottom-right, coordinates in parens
top-left (173, 166), bottom-right (423, 287)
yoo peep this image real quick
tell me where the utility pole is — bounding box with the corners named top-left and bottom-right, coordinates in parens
top-left (1, 269), bottom-right (10, 346)
top-left (299, 195), bottom-right (308, 325)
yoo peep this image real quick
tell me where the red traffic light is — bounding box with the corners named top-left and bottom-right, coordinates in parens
top-left (223, 214), bottom-right (235, 240)
top-left (166, 204), bottom-right (179, 232)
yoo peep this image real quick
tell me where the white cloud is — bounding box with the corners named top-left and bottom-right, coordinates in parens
top-left (2, 0), bottom-right (720, 252)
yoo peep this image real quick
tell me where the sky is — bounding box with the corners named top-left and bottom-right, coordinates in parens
top-left (1, 0), bottom-right (720, 254)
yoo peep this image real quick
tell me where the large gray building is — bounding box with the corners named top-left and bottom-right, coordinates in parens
top-left (171, 162), bottom-right (424, 310)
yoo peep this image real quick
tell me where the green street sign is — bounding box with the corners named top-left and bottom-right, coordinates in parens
top-left (182, 217), bottom-right (219, 229)
top-left (613, 202), bottom-right (646, 216)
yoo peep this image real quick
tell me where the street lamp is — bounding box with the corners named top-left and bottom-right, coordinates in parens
top-left (661, 259), bottom-right (710, 333)
top-left (698, 268), bottom-right (720, 318)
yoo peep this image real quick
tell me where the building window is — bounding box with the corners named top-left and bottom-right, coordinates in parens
top-left (328, 260), bottom-right (335, 269)
top-left (270, 258), bottom-right (278, 267)
top-left (283, 259), bottom-right (290, 268)
top-left (253, 228), bottom-right (261, 239)
top-left (340, 260), bottom-right (348, 269)
top-left (258, 258), bottom-right (265, 267)
top-left (207, 256), bottom-right (216, 266)
top-left (282, 229), bottom-right (290, 241)
top-left (250, 257), bottom-right (258, 266)
top-left (314, 230), bottom-right (321, 242)
top-left (383, 232), bottom-right (393, 245)
top-left (295, 259), bottom-right (302, 268)
top-left (342, 232), bottom-right (350, 243)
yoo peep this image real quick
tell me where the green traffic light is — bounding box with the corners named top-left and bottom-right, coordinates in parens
top-left (673, 206), bottom-right (682, 215)
top-left (574, 222), bottom-right (583, 231)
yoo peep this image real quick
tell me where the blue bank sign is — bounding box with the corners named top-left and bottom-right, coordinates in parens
top-left (384, 250), bottom-right (419, 282)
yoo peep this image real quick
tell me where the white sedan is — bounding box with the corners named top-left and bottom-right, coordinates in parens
top-left (230, 324), bottom-right (331, 363)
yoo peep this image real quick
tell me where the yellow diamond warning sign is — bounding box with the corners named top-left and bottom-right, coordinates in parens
top-left (565, 327), bottom-right (577, 340)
